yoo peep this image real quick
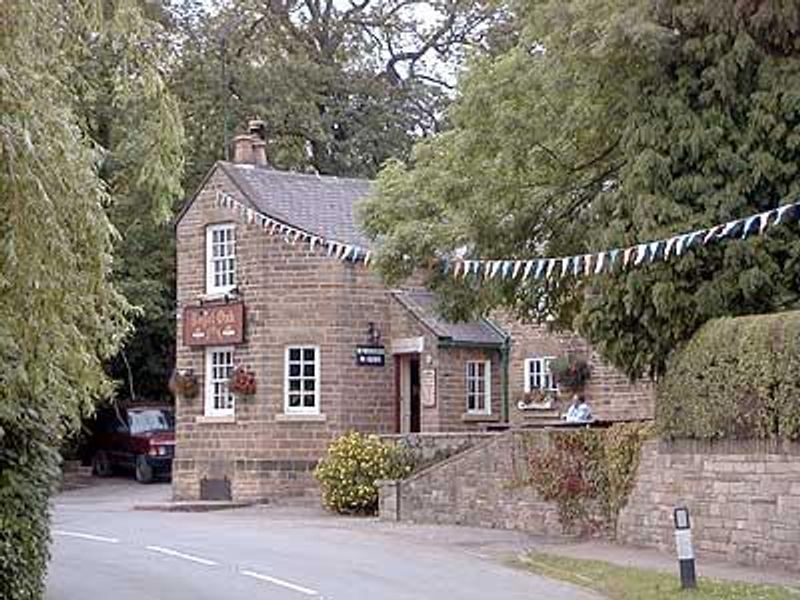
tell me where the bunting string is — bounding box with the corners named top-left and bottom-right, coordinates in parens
top-left (215, 190), bottom-right (373, 265)
top-left (449, 200), bottom-right (800, 282)
top-left (215, 188), bottom-right (799, 281)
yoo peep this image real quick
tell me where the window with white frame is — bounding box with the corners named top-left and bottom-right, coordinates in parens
top-left (524, 357), bottom-right (557, 392)
top-left (465, 360), bottom-right (491, 414)
top-left (206, 223), bottom-right (236, 294)
top-left (285, 346), bottom-right (320, 414)
top-left (205, 347), bottom-right (235, 417)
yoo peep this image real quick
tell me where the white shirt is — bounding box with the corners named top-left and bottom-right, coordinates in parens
top-left (564, 403), bottom-right (593, 423)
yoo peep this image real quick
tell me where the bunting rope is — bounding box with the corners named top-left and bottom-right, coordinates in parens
top-left (216, 188), bottom-right (799, 282)
top-left (216, 190), bottom-right (373, 265)
top-left (450, 200), bottom-right (800, 281)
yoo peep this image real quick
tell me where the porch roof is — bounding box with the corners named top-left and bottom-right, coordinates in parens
top-left (392, 290), bottom-right (507, 348)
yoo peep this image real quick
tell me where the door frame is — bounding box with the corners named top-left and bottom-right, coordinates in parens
top-left (394, 352), bottom-right (421, 433)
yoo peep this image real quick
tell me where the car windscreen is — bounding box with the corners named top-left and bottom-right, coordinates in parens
top-left (128, 409), bottom-right (175, 434)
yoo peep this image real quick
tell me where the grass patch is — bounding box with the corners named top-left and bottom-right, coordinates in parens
top-left (519, 552), bottom-right (800, 600)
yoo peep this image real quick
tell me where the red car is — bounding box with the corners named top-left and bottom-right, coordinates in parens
top-left (87, 404), bottom-right (175, 483)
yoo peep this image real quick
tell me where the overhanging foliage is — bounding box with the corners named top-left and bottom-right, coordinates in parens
top-left (361, 0), bottom-right (800, 379)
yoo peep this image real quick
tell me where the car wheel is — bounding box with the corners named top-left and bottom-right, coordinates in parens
top-left (92, 451), bottom-right (113, 478)
top-left (135, 455), bottom-right (153, 484)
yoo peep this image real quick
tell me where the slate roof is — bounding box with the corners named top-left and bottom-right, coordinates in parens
top-left (211, 161), bottom-right (504, 348)
top-left (218, 162), bottom-right (374, 249)
top-left (392, 290), bottom-right (507, 347)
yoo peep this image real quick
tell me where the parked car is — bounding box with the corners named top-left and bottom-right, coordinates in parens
top-left (86, 404), bottom-right (175, 483)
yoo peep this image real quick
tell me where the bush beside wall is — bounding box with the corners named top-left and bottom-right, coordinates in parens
top-left (0, 417), bottom-right (60, 600)
top-left (315, 431), bottom-right (414, 514)
top-left (658, 311), bottom-right (800, 441)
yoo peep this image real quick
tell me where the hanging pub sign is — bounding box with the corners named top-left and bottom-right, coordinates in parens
top-left (355, 345), bottom-right (386, 367)
top-left (183, 301), bottom-right (245, 347)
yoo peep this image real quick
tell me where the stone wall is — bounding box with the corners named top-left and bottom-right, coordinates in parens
top-left (380, 432), bottom-right (498, 469)
top-left (379, 431), bottom-right (564, 536)
top-left (379, 429), bottom-right (800, 574)
top-left (618, 439), bottom-right (800, 573)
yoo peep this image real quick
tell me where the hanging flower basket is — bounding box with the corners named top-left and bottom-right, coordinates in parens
top-left (550, 356), bottom-right (591, 391)
top-left (229, 365), bottom-right (256, 398)
top-left (170, 369), bottom-right (199, 399)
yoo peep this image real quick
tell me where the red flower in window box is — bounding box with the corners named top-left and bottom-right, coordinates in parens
top-left (229, 365), bottom-right (257, 397)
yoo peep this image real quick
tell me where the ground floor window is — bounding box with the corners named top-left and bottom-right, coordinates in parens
top-left (466, 360), bottom-right (491, 414)
top-left (285, 346), bottom-right (320, 413)
top-left (525, 356), bottom-right (557, 392)
top-left (205, 346), bottom-right (235, 417)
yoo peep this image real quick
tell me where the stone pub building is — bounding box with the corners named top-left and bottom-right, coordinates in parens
top-left (173, 121), bottom-right (652, 502)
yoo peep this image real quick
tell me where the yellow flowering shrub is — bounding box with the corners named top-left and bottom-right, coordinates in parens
top-left (314, 431), bottom-right (414, 514)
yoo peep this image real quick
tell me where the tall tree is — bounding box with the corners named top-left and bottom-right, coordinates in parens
top-left (360, 0), bottom-right (800, 379)
top-left (0, 1), bottom-right (182, 597)
top-left (172, 0), bottom-right (509, 190)
top-left (70, 0), bottom-right (185, 402)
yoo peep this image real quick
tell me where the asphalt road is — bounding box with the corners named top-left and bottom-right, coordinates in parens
top-left (47, 479), bottom-right (600, 600)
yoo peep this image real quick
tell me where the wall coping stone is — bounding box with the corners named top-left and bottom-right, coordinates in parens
top-left (658, 439), bottom-right (800, 456)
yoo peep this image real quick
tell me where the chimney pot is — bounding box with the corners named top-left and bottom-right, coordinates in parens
top-left (248, 119), bottom-right (266, 140)
top-left (231, 134), bottom-right (254, 164)
top-left (251, 139), bottom-right (267, 166)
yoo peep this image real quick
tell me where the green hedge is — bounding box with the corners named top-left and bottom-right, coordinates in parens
top-left (658, 311), bottom-right (800, 441)
top-left (0, 413), bottom-right (59, 600)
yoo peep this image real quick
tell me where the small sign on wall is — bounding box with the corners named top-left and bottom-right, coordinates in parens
top-left (421, 369), bottom-right (436, 407)
top-left (356, 345), bottom-right (386, 366)
top-left (183, 301), bottom-right (245, 346)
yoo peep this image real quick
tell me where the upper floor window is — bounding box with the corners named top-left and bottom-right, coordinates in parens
top-left (205, 346), bottom-right (235, 417)
top-left (525, 357), bottom-right (557, 392)
top-left (285, 346), bottom-right (320, 414)
top-left (466, 360), bottom-right (491, 414)
top-left (206, 223), bottom-right (236, 294)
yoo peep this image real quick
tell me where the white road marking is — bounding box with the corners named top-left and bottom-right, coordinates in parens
top-left (52, 530), bottom-right (119, 544)
top-left (240, 569), bottom-right (319, 596)
top-left (146, 545), bottom-right (218, 566)
top-left (464, 550), bottom-right (490, 560)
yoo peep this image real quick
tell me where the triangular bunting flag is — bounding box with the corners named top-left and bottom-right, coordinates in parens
top-left (561, 257), bottom-right (572, 278)
top-left (522, 260), bottom-right (535, 280)
top-left (648, 241), bottom-right (661, 263)
top-left (595, 252), bottom-right (605, 275)
top-left (572, 256), bottom-right (582, 277)
top-left (742, 215), bottom-right (759, 239)
top-left (512, 261), bottom-right (523, 279)
top-left (546, 259), bottom-right (556, 278)
top-left (584, 254), bottom-right (593, 276)
top-left (634, 244), bottom-right (648, 266)
top-left (608, 249), bottom-right (620, 269)
top-left (622, 247), bottom-right (635, 268)
top-left (759, 210), bottom-right (772, 235)
top-left (535, 259), bottom-right (546, 279)
top-left (774, 203), bottom-right (795, 226)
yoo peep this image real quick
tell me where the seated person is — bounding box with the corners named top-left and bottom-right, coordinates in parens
top-left (563, 394), bottom-right (593, 423)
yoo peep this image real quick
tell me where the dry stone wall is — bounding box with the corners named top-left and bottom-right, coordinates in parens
top-left (618, 439), bottom-right (800, 573)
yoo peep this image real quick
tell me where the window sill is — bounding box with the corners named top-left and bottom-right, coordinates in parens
top-left (196, 414), bottom-right (236, 424)
top-left (199, 290), bottom-right (239, 303)
top-left (461, 413), bottom-right (500, 423)
top-left (274, 413), bottom-right (327, 423)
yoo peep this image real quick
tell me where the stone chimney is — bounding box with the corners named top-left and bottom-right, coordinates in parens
top-left (230, 119), bottom-right (268, 166)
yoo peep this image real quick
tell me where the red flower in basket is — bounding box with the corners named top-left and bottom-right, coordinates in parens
top-left (229, 365), bottom-right (257, 397)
